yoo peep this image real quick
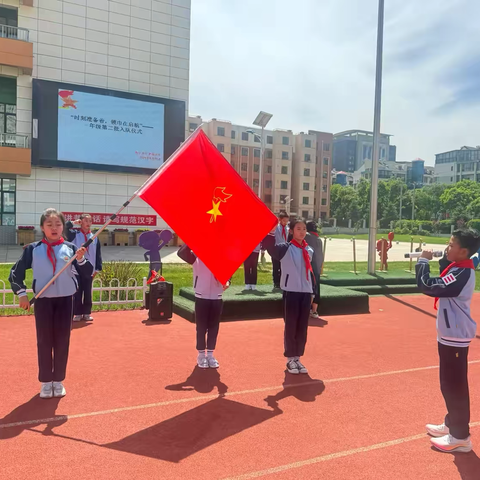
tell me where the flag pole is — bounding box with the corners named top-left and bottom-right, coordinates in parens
top-left (29, 125), bottom-right (204, 305)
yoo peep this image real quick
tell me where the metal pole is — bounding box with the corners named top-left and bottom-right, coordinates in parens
top-left (367, 0), bottom-right (385, 275)
top-left (259, 126), bottom-right (264, 201)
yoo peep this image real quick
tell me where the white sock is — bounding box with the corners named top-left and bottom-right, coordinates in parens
top-left (294, 356), bottom-right (300, 361)
top-left (197, 350), bottom-right (206, 358)
top-left (288, 357), bottom-right (296, 362)
top-left (207, 350), bottom-right (214, 358)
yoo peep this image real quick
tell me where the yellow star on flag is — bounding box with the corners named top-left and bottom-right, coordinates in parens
top-left (207, 201), bottom-right (223, 223)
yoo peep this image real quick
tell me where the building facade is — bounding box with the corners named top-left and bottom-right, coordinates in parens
top-left (434, 146), bottom-right (480, 184)
top-left (332, 129), bottom-right (395, 173)
top-left (0, 0), bottom-right (190, 244)
top-left (190, 116), bottom-right (333, 220)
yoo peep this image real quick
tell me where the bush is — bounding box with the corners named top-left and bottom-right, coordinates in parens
top-left (419, 221), bottom-right (433, 233)
top-left (96, 261), bottom-right (144, 301)
top-left (467, 219), bottom-right (480, 232)
top-left (438, 220), bottom-right (454, 234)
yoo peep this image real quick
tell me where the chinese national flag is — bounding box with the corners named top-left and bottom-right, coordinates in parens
top-left (138, 129), bottom-right (278, 284)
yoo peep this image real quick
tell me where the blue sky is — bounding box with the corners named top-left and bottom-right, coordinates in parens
top-left (189, 0), bottom-right (480, 165)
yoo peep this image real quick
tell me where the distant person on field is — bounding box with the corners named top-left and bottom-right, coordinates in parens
top-left (305, 221), bottom-right (323, 318)
top-left (244, 241), bottom-right (264, 291)
top-left (66, 214), bottom-right (103, 322)
top-left (416, 228), bottom-right (480, 453)
top-left (272, 211), bottom-right (290, 289)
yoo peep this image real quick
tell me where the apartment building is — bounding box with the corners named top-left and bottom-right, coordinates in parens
top-left (190, 116), bottom-right (333, 220)
top-left (0, 0), bottom-right (190, 244)
top-left (435, 146), bottom-right (480, 184)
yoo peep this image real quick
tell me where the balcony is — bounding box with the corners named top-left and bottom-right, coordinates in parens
top-left (0, 25), bottom-right (33, 72)
top-left (0, 134), bottom-right (31, 175)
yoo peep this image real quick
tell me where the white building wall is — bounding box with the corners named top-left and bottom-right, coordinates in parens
top-left (434, 162), bottom-right (455, 184)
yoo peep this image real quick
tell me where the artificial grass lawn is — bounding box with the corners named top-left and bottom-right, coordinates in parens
top-left (1, 260), bottom-right (479, 316)
top-left (325, 233), bottom-right (449, 245)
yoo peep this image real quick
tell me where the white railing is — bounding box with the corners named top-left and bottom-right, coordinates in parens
top-left (0, 134), bottom-right (29, 148)
top-left (0, 25), bottom-right (29, 42)
top-left (0, 277), bottom-right (148, 310)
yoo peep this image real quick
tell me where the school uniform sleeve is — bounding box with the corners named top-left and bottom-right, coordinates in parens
top-left (65, 221), bottom-right (77, 242)
top-left (70, 244), bottom-right (94, 279)
top-left (177, 244), bottom-right (197, 265)
top-left (416, 258), bottom-right (470, 298)
top-left (262, 233), bottom-right (290, 261)
top-left (471, 248), bottom-right (480, 269)
top-left (9, 243), bottom-right (35, 297)
top-left (95, 240), bottom-right (103, 271)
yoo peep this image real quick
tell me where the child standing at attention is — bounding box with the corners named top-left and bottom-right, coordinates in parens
top-left (272, 212), bottom-right (290, 289)
top-left (416, 229), bottom-right (480, 453)
top-left (263, 217), bottom-right (316, 374)
top-left (66, 214), bottom-right (103, 322)
top-left (177, 244), bottom-right (230, 369)
top-left (305, 221), bottom-right (323, 318)
top-left (244, 242), bottom-right (263, 290)
top-left (9, 208), bottom-right (92, 399)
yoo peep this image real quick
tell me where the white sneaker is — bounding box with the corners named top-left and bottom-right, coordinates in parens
top-left (426, 423), bottom-right (449, 437)
top-left (83, 314), bottom-right (94, 321)
top-left (197, 356), bottom-right (209, 369)
top-left (73, 315), bottom-right (83, 322)
top-left (296, 359), bottom-right (308, 374)
top-left (244, 285), bottom-right (251, 290)
top-left (40, 382), bottom-right (53, 399)
top-left (207, 356), bottom-right (219, 368)
top-left (286, 359), bottom-right (299, 374)
top-left (52, 382), bottom-right (66, 398)
top-left (430, 434), bottom-right (472, 453)
top-left (310, 311), bottom-right (319, 319)
top-left (251, 285), bottom-right (257, 291)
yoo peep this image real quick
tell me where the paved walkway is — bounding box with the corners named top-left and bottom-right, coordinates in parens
top-left (0, 239), bottom-right (446, 264)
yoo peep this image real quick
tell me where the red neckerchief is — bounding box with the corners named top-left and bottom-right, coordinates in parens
top-left (310, 232), bottom-right (319, 237)
top-left (291, 239), bottom-right (313, 280)
top-left (81, 229), bottom-right (91, 251)
top-left (281, 225), bottom-right (287, 241)
top-left (434, 259), bottom-right (474, 310)
top-left (41, 238), bottom-right (64, 275)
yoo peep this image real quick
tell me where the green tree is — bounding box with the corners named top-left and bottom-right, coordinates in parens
top-left (440, 180), bottom-right (480, 219)
top-left (329, 184), bottom-right (360, 225)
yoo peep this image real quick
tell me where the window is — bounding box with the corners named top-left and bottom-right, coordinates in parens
top-left (217, 143), bottom-right (224, 152)
top-left (302, 197), bottom-right (309, 205)
top-left (242, 132), bottom-right (248, 141)
top-left (323, 157), bottom-right (329, 165)
top-left (0, 178), bottom-right (15, 226)
top-left (304, 154), bottom-right (311, 162)
top-left (267, 135), bottom-right (273, 144)
top-left (451, 166), bottom-right (453, 171)
top-left (189, 122), bottom-right (198, 132)
top-left (254, 136), bottom-right (260, 143)
top-left (217, 126), bottom-right (225, 136)
top-left (304, 168), bottom-right (310, 176)
top-left (305, 139), bottom-right (311, 148)
top-left (266, 166), bottom-right (272, 173)
top-left (282, 136), bottom-right (289, 145)
top-left (323, 143), bottom-right (330, 151)
top-left (254, 149), bottom-right (260, 158)
top-left (302, 211), bottom-right (309, 219)
top-left (241, 147), bottom-right (248, 156)
top-left (266, 149), bottom-right (273, 159)
top-left (321, 198), bottom-right (327, 206)
top-left (303, 182), bottom-right (310, 190)
top-left (282, 151), bottom-right (289, 160)
top-left (322, 184), bottom-right (327, 192)
top-left (265, 180), bottom-right (272, 188)
top-left (281, 181), bottom-right (288, 189)
top-left (280, 194), bottom-right (288, 204)
top-left (265, 194), bottom-right (272, 203)
top-left (253, 179), bottom-right (259, 187)
top-left (323, 172), bottom-right (327, 178)
top-left (231, 130), bottom-right (236, 139)
top-left (241, 163), bottom-right (247, 171)
top-left (254, 164), bottom-right (259, 172)
top-left (231, 145), bottom-right (235, 155)
top-left (281, 166), bottom-right (288, 174)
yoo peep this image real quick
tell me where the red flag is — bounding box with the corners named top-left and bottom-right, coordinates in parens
top-left (138, 129), bottom-right (278, 284)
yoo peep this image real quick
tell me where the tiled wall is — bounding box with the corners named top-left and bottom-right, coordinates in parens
top-left (1, 0), bottom-right (190, 138)
top-left (16, 166), bottom-right (166, 228)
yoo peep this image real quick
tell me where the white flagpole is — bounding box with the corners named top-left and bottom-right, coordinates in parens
top-left (30, 125), bottom-right (204, 305)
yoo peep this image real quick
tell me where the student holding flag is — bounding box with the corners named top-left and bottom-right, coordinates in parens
top-left (66, 214), bottom-right (103, 322)
top-left (263, 217), bottom-right (316, 375)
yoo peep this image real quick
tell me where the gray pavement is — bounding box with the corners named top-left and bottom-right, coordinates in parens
top-left (0, 239), bottom-right (445, 264)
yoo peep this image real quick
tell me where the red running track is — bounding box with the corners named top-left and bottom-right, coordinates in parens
top-left (1, 294), bottom-right (480, 479)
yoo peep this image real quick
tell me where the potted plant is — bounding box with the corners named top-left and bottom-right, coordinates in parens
top-left (93, 227), bottom-right (110, 246)
top-left (17, 226), bottom-right (35, 245)
top-left (112, 228), bottom-right (129, 246)
top-left (134, 228), bottom-right (150, 245)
